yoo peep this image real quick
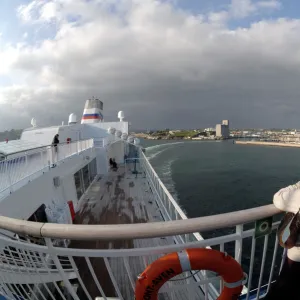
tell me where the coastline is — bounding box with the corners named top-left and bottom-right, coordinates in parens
top-left (133, 133), bottom-right (220, 141)
top-left (236, 141), bottom-right (300, 148)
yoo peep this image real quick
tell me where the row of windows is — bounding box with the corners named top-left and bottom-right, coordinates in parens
top-left (74, 158), bottom-right (97, 200)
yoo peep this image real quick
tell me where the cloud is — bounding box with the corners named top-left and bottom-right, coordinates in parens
top-left (17, 0), bottom-right (43, 23)
top-left (208, 11), bottom-right (229, 25)
top-left (2, 0), bottom-right (300, 130)
top-left (257, 0), bottom-right (281, 9)
top-left (230, 0), bottom-right (256, 18)
top-left (230, 0), bottom-right (281, 18)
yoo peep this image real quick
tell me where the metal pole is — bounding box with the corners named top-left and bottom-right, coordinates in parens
top-left (5, 158), bottom-right (12, 193)
top-left (45, 238), bottom-right (80, 300)
top-left (235, 225), bottom-right (243, 264)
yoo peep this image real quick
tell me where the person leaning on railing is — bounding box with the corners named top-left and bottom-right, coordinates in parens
top-left (265, 184), bottom-right (300, 300)
top-left (52, 134), bottom-right (59, 152)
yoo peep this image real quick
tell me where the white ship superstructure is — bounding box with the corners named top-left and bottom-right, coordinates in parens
top-left (0, 99), bottom-right (286, 300)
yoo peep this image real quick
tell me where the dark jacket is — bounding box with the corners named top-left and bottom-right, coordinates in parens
top-left (52, 135), bottom-right (59, 146)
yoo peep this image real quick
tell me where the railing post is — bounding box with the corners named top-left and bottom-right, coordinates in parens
top-left (168, 199), bottom-right (172, 220)
top-left (25, 151), bottom-right (28, 167)
top-left (45, 238), bottom-right (80, 300)
top-left (40, 151), bottom-right (43, 167)
top-left (50, 146), bottom-right (55, 165)
top-left (235, 225), bottom-right (243, 264)
top-left (256, 234), bottom-right (269, 298)
top-left (5, 159), bottom-right (12, 193)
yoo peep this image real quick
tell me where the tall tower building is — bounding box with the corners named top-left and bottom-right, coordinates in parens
top-left (216, 120), bottom-right (230, 138)
top-left (222, 120), bottom-right (229, 126)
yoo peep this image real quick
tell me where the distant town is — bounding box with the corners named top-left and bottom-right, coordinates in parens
top-left (1, 123), bottom-right (300, 145)
top-left (132, 120), bottom-right (300, 143)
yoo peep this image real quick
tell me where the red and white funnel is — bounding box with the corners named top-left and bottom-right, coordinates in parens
top-left (81, 98), bottom-right (103, 124)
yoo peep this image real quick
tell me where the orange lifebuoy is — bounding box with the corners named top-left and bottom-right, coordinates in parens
top-left (135, 248), bottom-right (245, 300)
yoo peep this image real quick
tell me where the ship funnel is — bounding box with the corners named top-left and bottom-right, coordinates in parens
top-left (81, 98), bottom-right (103, 124)
top-left (68, 113), bottom-right (77, 125)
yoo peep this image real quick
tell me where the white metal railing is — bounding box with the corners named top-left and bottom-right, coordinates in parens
top-left (0, 139), bottom-right (94, 200)
top-left (125, 151), bottom-right (282, 299)
top-left (138, 150), bottom-right (209, 241)
top-left (0, 212), bottom-right (283, 300)
top-left (0, 145), bottom-right (284, 300)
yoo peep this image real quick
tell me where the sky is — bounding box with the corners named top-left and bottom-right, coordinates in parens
top-left (1, 0), bottom-right (300, 130)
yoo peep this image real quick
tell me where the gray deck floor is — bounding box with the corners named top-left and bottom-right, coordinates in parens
top-left (70, 163), bottom-right (205, 299)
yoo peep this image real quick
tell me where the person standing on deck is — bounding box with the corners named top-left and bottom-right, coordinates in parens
top-left (51, 134), bottom-right (59, 165)
top-left (52, 134), bottom-right (59, 150)
top-left (265, 184), bottom-right (300, 300)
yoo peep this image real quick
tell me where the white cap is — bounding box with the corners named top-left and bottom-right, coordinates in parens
top-left (273, 182), bottom-right (300, 213)
top-left (288, 247), bottom-right (300, 262)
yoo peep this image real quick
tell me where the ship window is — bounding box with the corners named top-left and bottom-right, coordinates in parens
top-left (74, 159), bottom-right (97, 200)
top-left (89, 158), bottom-right (97, 182)
top-left (88, 162), bottom-right (93, 182)
top-left (28, 204), bottom-right (47, 223)
top-left (82, 164), bottom-right (90, 190)
top-left (74, 170), bottom-right (84, 200)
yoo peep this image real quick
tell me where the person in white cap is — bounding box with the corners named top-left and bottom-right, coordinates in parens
top-left (265, 183), bottom-right (300, 299)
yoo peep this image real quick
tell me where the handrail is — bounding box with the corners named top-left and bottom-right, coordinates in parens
top-left (4, 139), bottom-right (93, 158)
top-left (0, 139), bottom-right (95, 197)
top-left (139, 150), bottom-right (189, 220)
top-left (0, 204), bottom-right (281, 240)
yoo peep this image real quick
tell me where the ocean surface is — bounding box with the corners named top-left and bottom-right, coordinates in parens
top-left (141, 139), bottom-right (300, 288)
top-left (142, 139), bottom-right (300, 217)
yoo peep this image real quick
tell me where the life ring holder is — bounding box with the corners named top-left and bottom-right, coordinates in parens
top-left (135, 248), bottom-right (247, 300)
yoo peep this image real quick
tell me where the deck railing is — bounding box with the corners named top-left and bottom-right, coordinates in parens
top-left (0, 139), bottom-right (94, 200)
top-left (0, 205), bottom-right (283, 300)
top-left (139, 149), bottom-right (212, 242)
top-left (0, 144), bottom-right (284, 300)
